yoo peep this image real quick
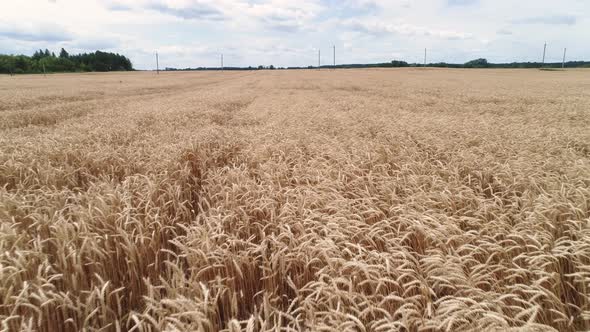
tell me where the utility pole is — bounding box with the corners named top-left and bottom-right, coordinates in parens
top-left (156, 52), bottom-right (159, 74)
top-left (318, 49), bottom-right (321, 70)
top-left (562, 48), bottom-right (567, 69)
top-left (424, 48), bottom-right (427, 67)
top-left (333, 45), bottom-right (336, 69)
top-left (221, 54), bottom-right (224, 70)
top-left (542, 43), bottom-right (547, 65)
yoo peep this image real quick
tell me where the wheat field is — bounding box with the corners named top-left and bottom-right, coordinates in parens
top-left (0, 69), bottom-right (589, 331)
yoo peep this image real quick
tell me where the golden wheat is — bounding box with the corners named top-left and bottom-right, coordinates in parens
top-left (0, 69), bottom-right (589, 331)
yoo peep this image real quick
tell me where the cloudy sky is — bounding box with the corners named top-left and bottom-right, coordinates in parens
top-left (1, 0), bottom-right (587, 69)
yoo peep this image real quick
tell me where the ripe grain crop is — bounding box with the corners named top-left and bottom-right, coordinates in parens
top-left (0, 69), bottom-right (589, 331)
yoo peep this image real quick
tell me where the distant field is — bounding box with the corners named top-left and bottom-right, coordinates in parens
top-left (1, 69), bottom-right (589, 331)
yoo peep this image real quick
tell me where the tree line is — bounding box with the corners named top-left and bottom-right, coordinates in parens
top-left (318, 58), bottom-right (590, 69)
top-left (0, 48), bottom-right (133, 74)
top-left (164, 58), bottom-right (590, 72)
top-left (432, 58), bottom-right (590, 69)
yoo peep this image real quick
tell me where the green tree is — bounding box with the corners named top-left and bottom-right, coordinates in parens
top-left (11, 55), bottom-right (33, 73)
top-left (59, 48), bottom-right (69, 58)
top-left (391, 60), bottom-right (409, 67)
top-left (1, 49), bottom-right (133, 74)
top-left (32, 49), bottom-right (44, 60)
top-left (464, 58), bottom-right (489, 68)
top-left (0, 55), bottom-right (17, 74)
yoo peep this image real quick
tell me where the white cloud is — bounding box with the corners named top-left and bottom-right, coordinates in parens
top-left (344, 19), bottom-right (474, 40)
top-left (0, 0), bottom-right (589, 68)
top-left (447, 0), bottom-right (479, 6)
top-left (0, 21), bottom-right (73, 42)
top-left (512, 15), bottom-right (577, 26)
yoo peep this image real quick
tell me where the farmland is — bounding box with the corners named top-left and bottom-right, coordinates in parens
top-left (1, 69), bottom-right (589, 331)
